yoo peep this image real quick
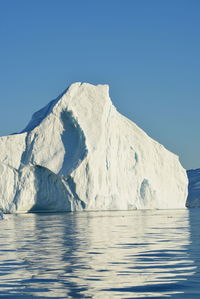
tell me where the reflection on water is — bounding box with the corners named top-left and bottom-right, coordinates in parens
top-left (0, 209), bottom-right (200, 298)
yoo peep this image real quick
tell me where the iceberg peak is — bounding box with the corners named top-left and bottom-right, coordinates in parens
top-left (21, 82), bottom-right (110, 134)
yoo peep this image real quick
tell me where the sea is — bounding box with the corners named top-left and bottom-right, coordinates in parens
top-left (0, 209), bottom-right (200, 298)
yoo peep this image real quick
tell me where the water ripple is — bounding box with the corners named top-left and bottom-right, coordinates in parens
top-left (0, 209), bottom-right (200, 298)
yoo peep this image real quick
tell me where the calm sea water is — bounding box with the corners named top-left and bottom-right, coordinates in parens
top-left (0, 209), bottom-right (200, 298)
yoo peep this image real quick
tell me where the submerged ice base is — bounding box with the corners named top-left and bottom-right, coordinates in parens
top-left (0, 83), bottom-right (188, 213)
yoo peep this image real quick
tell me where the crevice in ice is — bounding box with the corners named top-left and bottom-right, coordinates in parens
top-left (130, 146), bottom-right (139, 169)
top-left (59, 111), bottom-right (88, 176)
top-left (65, 175), bottom-right (86, 209)
top-left (20, 133), bottom-right (37, 167)
top-left (139, 179), bottom-right (156, 207)
top-left (140, 179), bottom-right (149, 200)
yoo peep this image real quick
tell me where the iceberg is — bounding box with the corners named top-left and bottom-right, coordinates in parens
top-left (0, 82), bottom-right (188, 213)
top-left (186, 169), bottom-right (200, 207)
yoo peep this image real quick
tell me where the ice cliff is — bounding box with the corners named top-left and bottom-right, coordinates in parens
top-left (186, 169), bottom-right (200, 207)
top-left (0, 83), bottom-right (188, 213)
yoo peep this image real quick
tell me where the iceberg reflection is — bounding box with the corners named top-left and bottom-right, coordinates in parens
top-left (0, 209), bottom-right (198, 298)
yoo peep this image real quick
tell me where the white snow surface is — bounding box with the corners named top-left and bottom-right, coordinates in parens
top-left (0, 82), bottom-right (188, 213)
top-left (186, 169), bottom-right (200, 207)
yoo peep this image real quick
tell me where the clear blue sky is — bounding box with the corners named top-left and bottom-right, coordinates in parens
top-left (0, 0), bottom-right (199, 169)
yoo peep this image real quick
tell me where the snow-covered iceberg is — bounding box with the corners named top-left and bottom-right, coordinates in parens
top-left (186, 169), bottom-right (200, 207)
top-left (0, 83), bottom-right (188, 213)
